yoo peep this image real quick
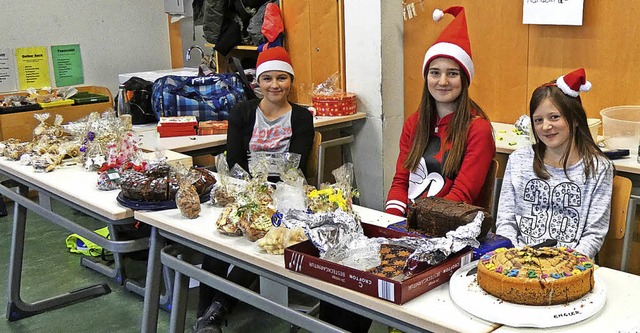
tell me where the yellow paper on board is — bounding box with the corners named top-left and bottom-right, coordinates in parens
top-left (15, 46), bottom-right (51, 90)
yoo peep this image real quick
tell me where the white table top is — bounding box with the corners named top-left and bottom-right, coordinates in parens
top-left (134, 203), bottom-right (497, 333)
top-left (0, 157), bottom-right (132, 221)
top-left (492, 122), bottom-right (640, 175)
top-left (492, 267), bottom-right (640, 332)
top-left (135, 202), bottom-right (640, 332)
top-left (135, 113), bottom-right (366, 153)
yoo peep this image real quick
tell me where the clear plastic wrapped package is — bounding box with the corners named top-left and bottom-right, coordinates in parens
top-left (257, 226), bottom-right (307, 255)
top-left (210, 153), bottom-right (249, 206)
top-left (308, 163), bottom-right (359, 214)
top-left (175, 171), bottom-right (202, 219)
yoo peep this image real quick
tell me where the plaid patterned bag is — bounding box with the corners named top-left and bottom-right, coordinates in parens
top-left (151, 73), bottom-right (248, 121)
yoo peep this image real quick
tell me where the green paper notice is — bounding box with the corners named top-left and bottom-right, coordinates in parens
top-left (51, 44), bottom-right (84, 86)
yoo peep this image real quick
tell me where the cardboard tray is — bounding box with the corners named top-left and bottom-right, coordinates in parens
top-left (0, 103), bottom-right (42, 114)
top-left (38, 99), bottom-right (75, 109)
top-left (284, 223), bottom-right (473, 305)
top-left (71, 92), bottom-right (110, 105)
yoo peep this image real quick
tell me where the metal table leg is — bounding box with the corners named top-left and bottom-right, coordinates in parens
top-left (125, 265), bottom-right (174, 311)
top-left (4, 184), bottom-right (110, 321)
top-left (80, 224), bottom-right (126, 283)
top-left (141, 226), bottom-right (165, 333)
top-left (0, 181), bottom-right (147, 279)
top-left (168, 259), bottom-right (189, 333)
top-left (159, 243), bottom-right (346, 333)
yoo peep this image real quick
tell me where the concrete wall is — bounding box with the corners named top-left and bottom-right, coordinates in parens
top-left (344, 0), bottom-right (404, 210)
top-left (1, 0), bottom-right (171, 96)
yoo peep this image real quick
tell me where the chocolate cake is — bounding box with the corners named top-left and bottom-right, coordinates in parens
top-left (406, 197), bottom-right (492, 238)
top-left (120, 166), bottom-right (215, 202)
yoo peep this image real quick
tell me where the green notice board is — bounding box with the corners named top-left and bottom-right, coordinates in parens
top-left (51, 44), bottom-right (84, 87)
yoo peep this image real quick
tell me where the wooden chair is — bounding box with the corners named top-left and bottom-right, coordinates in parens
top-left (597, 175), bottom-right (633, 270)
top-left (476, 158), bottom-right (499, 215)
top-left (305, 131), bottom-right (322, 187)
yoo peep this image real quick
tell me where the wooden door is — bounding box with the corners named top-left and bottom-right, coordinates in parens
top-left (281, 0), bottom-right (344, 105)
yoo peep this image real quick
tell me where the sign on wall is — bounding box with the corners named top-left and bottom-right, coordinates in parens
top-left (523, 0), bottom-right (584, 26)
top-left (51, 44), bottom-right (84, 87)
top-left (15, 46), bottom-right (51, 90)
top-left (0, 48), bottom-right (17, 92)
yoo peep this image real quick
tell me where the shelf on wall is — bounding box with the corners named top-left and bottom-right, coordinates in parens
top-left (204, 43), bottom-right (258, 51)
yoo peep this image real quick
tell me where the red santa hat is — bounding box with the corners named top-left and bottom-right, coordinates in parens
top-left (422, 6), bottom-right (474, 81)
top-left (256, 46), bottom-right (294, 79)
top-left (556, 68), bottom-right (592, 97)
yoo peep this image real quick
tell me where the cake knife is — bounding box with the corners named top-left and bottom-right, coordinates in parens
top-left (465, 239), bottom-right (558, 276)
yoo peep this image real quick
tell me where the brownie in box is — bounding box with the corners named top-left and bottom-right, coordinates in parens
top-left (284, 223), bottom-right (473, 305)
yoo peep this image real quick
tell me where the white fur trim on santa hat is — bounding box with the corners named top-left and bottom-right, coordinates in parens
top-left (422, 42), bottom-right (474, 80)
top-left (556, 75), bottom-right (591, 98)
top-left (433, 9), bottom-right (444, 21)
top-left (256, 60), bottom-right (294, 79)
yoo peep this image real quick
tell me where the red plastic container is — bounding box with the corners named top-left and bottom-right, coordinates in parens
top-left (312, 93), bottom-right (357, 116)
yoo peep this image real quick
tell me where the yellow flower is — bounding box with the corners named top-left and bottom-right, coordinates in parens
top-left (328, 189), bottom-right (347, 210)
top-left (308, 188), bottom-right (334, 198)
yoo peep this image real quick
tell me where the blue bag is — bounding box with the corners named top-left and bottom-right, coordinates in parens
top-left (152, 73), bottom-right (247, 121)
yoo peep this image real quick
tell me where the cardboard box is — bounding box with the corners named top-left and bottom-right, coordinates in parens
top-left (142, 150), bottom-right (192, 169)
top-left (198, 120), bottom-right (228, 135)
top-left (284, 223), bottom-right (473, 305)
top-left (157, 116), bottom-right (198, 137)
top-left (0, 86), bottom-right (113, 141)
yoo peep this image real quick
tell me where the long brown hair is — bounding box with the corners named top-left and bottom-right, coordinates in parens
top-left (529, 84), bottom-right (609, 180)
top-left (403, 69), bottom-right (489, 178)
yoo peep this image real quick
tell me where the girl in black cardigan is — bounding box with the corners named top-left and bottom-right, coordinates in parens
top-left (195, 46), bottom-right (314, 333)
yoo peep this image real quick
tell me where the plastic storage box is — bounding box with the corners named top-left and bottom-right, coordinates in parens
top-left (600, 106), bottom-right (640, 153)
top-left (587, 118), bottom-right (601, 142)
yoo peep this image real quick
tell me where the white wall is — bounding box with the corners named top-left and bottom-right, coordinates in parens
top-left (0, 0), bottom-right (172, 96)
top-left (344, 0), bottom-right (404, 210)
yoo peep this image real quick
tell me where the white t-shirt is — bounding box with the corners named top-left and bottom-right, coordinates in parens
top-left (248, 106), bottom-right (293, 175)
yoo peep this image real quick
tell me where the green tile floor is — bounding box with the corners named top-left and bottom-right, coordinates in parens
top-left (0, 197), bottom-right (389, 333)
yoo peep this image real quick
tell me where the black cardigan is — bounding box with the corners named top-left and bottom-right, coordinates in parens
top-left (226, 99), bottom-right (315, 176)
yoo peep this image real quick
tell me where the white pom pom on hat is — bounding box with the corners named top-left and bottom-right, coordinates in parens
top-left (555, 68), bottom-right (592, 98)
top-left (422, 6), bottom-right (474, 81)
top-left (432, 9), bottom-right (444, 21)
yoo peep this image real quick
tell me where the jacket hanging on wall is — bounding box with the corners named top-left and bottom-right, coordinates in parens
top-left (193, 0), bottom-right (269, 55)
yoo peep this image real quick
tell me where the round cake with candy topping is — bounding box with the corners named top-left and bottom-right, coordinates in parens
top-left (476, 246), bottom-right (595, 305)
